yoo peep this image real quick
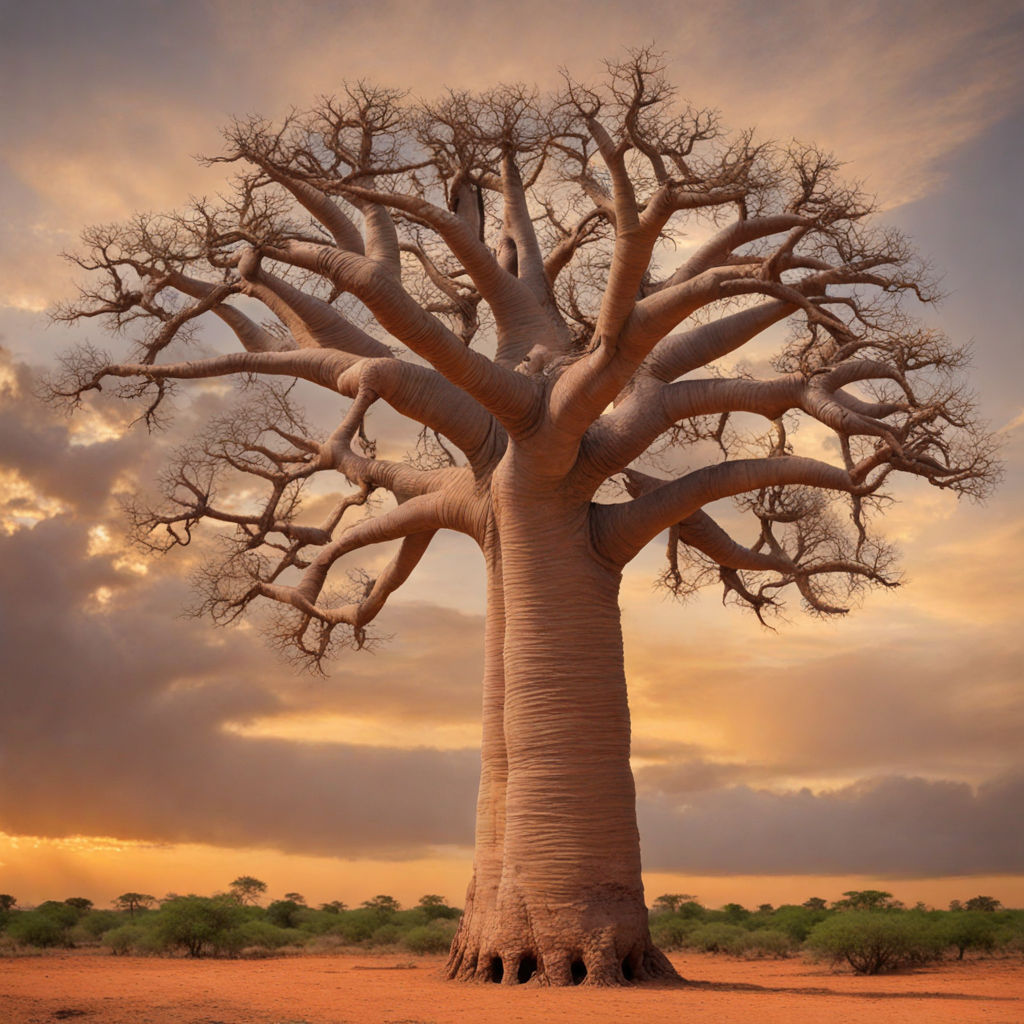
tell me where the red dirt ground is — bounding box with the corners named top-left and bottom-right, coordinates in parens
top-left (1, 950), bottom-right (1020, 1024)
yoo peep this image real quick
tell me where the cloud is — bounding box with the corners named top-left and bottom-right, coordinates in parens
top-left (0, 359), bottom-right (482, 856)
top-left (638, 774), bottom-right (1024, 876)
top-left (2, 1), bottom-right (1021, 310)
top-left (0, 513), bottom-right (481, 857)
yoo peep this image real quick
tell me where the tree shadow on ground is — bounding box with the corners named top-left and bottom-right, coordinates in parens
top-left (686, 980), bottom-right (1020, 1002)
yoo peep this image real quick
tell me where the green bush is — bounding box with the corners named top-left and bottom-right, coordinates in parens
top-left (403, 919), bottom-right (458, 954)
top-left (75, 910), bottom-right (122, 942)
top-left (7, 912), bottom-right (68, 949)
top-left (686, 922), bottom-right (749, 954)
top-left (680, 922), bottom-right (794, 958)
top-left (266, 899), bottom-right (305, 929)
top-left (325, 909), bottom-right (381, 944)
top-left (157, 896), bottom-right (246, 957)
top-left (230, 920), bottom-right (298, 952)
top-left (742, 929), bottom-right (795, 958)
top-left (369, 923), bottom-right (404, 946)
top-left (768, 905), bottom-right (828, 943)
top-left (295, 908), bottom-right (349, 936)
top-left (36, 901), bottom-right (82, 927)
top-left (649, 916), bottom-right (700, 950)
top-left (807, 912), bottom-right (944, 974)
top-left (941, 912), bottom-right (998, 960)
top-left (102, 925), bottom-right (147, 955)
top-left (416, 896), bottom-right (460, 922)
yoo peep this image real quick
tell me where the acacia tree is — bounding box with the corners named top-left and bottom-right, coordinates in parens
top-left (228, 875), bottom-right (268, 905)
top-left (112, 892), bottom-right (157, 918)
top-left (47, 52), bottom-right (995, 986)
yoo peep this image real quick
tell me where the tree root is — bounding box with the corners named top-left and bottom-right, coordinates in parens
top-left (445, 932), bottom-right (683, 987)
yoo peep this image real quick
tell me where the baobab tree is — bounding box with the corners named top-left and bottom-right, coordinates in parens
top-left (47, 52), bottom-right (995, 986)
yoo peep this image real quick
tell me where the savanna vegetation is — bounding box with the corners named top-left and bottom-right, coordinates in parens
top-left (0, 880), bottom-right (460, 960)
top-left (1, 883), bottom-right (1020, 975)
top-left (646, 890), bottom-right (1023, 973)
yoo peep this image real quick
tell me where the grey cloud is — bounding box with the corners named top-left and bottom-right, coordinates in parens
top-left (0, 368), bottom-right (482, 856)
top-left (630, 629), bottom-right (1024, 784)
top-left (0, 514), bottom-right (480, 856)
top-left (638, 774), bottom-right (1024, 876)
top-left (0, 356), bottom-right (146, 516)
top-left (636, 759), bottom-right (771, 796)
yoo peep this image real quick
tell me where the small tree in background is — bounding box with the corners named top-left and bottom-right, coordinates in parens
top-left (266, 897), bottom-right (307, 928)
top-left (112, 893), bottom-right (157, 918)
top-left (802, 897), bottom-right (828, 911)
top-left (228, 876), bottom-right (269, 906)
top-left (158, 895), bottom-right (246, 957)
top-left (807, 912), bottom-right (942, 974)
top-left (964, 896), bottom-right (1002, 913)
top-left (64, 897), bottom-right (94, 912)
top-left (942, 911), bottom-right (998, 960)
top-left (721, 903), bottom-right (751, 922)
top-left (419, 894), bottom-right (460, 921)
top-left (363, 895), bottom-right (402, 915)
top-left (0, 894), bottom-right (16, 912)
top-left (283, 892), bottom-right (307, 905)
top-left (831, 890), bottom-right (903, 912)
top-left (319, 900), bottom-right (347, 913)
top-left (652, 894), bottom-right (697, 914)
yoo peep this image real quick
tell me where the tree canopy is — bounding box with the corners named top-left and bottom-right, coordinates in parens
top-left (46, 49), bottom-right (996, 670)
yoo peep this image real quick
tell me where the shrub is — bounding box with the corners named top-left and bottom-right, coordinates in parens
top-left (995, 922), bottom-right (1024, 955)
top-left (742, 929), bottom-right (796, 958)
top-left (941, 912), bottom-right (998, 960)
top-left (686, 922), bottom-right (749, 954)
top-left (294, 909), bottom-right (344, 936)
top-left (649, 916), bottom-right (699, 950)
top-left (369, 923), bottom-right (404, 946)
top-left (157, 896), bottom-right (246, 957)
top-left (403, 919), bottom-right (458, 954)
top-left (326, 909), bottom-right (380, 944)
top-left (230, 920), bottom-right (297, 951)
top-left (720, 903), bottom-right (751, 923)
top-left (35, 900), bottom-right (82, 945)
top-left (7, 912), bottom-right (67, 949)
top-left (75, 910), bottom-right (122, 942)
top-left (266, 899), bottom-right (305, 929)
top-left (807, 912), bottom-right (944, 974)
top-left (416, 895), bottom-right (460, 922)
top-left (769, 905), bottom-right (829, 943)
top-left (102, 925), bottom-right (146, 955)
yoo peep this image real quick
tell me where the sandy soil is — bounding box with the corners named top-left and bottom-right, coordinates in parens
top-left (1, 950), bottom-right (1020, 1024)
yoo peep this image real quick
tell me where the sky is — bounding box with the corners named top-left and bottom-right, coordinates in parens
top-left (0, 0), bottom-right (1022, 913)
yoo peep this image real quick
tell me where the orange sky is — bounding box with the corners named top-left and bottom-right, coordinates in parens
top-left (1, 0), bottom-right (1022, 912)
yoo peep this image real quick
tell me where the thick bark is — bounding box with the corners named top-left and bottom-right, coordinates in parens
top-left (446, 532), bottom-right (509, 978)
top-left (446, 468), bottom-right (678, 986)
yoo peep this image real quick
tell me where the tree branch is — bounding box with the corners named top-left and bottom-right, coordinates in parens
top-left (594, 456), bottom-right (866, 566)
top-left (262, 239), bottom-right (537, 430)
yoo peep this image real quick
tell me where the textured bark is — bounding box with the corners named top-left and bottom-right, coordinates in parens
top-left (446, 477), bottom-right (677, 985)
top-left (49, 55), bottom-right (995, 989)
top-left (447, 537), bottom-right (509, 977)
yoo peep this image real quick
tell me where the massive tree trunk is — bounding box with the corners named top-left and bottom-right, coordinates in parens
top-left (447, 473), bottom-right (678, 985)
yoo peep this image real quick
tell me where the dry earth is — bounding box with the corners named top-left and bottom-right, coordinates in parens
top-left (1, 950), bottom-right (1021, 1024)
